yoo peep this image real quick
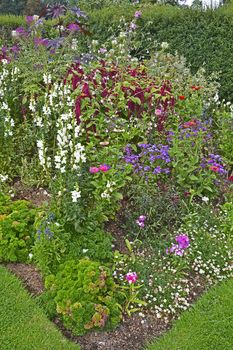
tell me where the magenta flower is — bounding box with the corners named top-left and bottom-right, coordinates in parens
top-left (134, 11), bottom-right (142, 19)
top-left (166, 234), bottom-right (190, 257)
top-left (26, 16), bottom-right (34, 24)
top-left (136, 220), bottom-right (145, 228)
top-left (99, 164), bottom-right (110, 172)
top-left (89, 167), bottom-right (99, 174)
top-left (67, 23), bottom-right (80, 32)
top-left (125, 272), bottom-right (138, 284)
top-left (136, 215), bottom-right (146, 227)
top-left (175, 234), bottom-right (190, 249)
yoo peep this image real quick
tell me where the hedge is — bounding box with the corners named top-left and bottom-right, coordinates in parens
top-left (88, 4), bottom-right (233, 101)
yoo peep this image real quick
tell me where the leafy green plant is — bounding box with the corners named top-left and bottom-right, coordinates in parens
top-left (0, 193), bottom-right (37, 262)
top-left (44, 259), bottom-right (123, 335)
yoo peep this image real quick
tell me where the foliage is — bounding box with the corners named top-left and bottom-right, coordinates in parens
top-left (44, 259), bottom-right (123, 335)
top-left (0, 194), bottom-right (37, 263)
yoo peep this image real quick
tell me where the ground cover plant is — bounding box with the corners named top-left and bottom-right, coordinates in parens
top-left (147, 277), bottom-right (233, 350)
top-left (0, 2), bottom-right (232, 349)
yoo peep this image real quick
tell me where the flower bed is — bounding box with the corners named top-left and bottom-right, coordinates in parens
top-left (0, 3), bottom-right (232, 347)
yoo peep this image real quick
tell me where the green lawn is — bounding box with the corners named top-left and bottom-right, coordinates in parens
top-left (146, 278), bottom-right (233, 350)
top-left (0, 266), bottom-right (79, 350)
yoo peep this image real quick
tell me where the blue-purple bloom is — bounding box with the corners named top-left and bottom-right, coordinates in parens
top-left (71, 7), bottom-right (88, 19)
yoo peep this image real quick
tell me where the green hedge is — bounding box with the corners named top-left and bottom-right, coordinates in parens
top-left (88, 4), bottom-right (233, 101)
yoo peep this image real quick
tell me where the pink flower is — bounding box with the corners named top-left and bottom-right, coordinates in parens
top-left (130, 22), bottom-right (137, 30)
top-left (99, 47), bottom-right (107, 54)
top-left (139, 215), bottom-right (146, 221)
top-left (89, 167), bottom-right (99, 174)
top-left (99, 164), bottom-right (110, 172)
top-left (134, 11), bottom-right (142, 19)
top-left (125, 272), bottom-right (138, 284)
top-left (155, 109), bottom-right (162, 116)
top-left (210, 165), bottom-right (220, 173)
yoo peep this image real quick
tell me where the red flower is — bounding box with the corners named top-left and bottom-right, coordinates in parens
top-left (210, 165), bottom-right (220, 173)
top-left (179, 95), bottom-right (185, 100)
top-left (191, 86), bottom-right (203, 91)
top-left (182, 120), bottom-right (197, 128)
top-left (228, 175), bottom-right (233, 181)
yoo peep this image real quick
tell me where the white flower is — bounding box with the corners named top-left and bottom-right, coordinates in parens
top-left (101, 191), bottom-right (110, 199)
top-left (0, 174), bottom-right (8, 182)
top-left (202, 196), bottom-right (209, 203)
top-left (11, 30), bottom-right (18, 38)
top-left (82, 249), bottom-right (89, 253)
top-left (161, 42), bottom-right (169, 49)
top-left (71, 190), bottom-right (81, 202)
top-left (33, 15), bottom-right (39, 21)
top-left (28, 253), bottom-right (33, 259)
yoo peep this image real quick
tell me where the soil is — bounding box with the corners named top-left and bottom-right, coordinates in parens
top-left (6, 263), bottom-right (44, 296)
top-left (54, 314), bottom-right (168, 350)
top-left (12, 181), bottom-right (50, 207)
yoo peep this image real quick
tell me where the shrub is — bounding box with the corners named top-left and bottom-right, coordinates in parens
top-left (44, 259), bottom-right (123, 335)
top-left (0, 194), bottom-right (37, 262)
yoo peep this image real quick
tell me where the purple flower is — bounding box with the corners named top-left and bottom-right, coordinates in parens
top-left (34, 37), bottom-right (49, 47)
top-left (71, 7), bottom-right (88, 19)
top-left (134, 11), bottom-right (142, 19)
top-left (136, 215), bottom-right (146, 227)
top-left (153, 166), bottom-right (162, 174)
top-left (46, 4), bottom-right (67, 19)
top-left (130, 22), bottom-right (137, 30)
top-left (99, 47), bottom-right (107, 54)
top-left (67, 23), bottom-right (80, 32)
top-left (15, 27), bottom-right (28, 37)
top-left (175, 234), bottom-right (190, 249)
top-left (26, 16), bottom-right (34, 24)
top-left (166, 235), bottom-right (190, 256)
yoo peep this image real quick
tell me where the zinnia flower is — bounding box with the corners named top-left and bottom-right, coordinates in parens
top-left (99, 164), bottom-right (110, 172)
top-left (89, 167), bottom-right (99, 174)
top-left (125, 272), bottom-right (138, 284)
top-left (179, 95), bottom-right (185, 100)
top-left (210, 165), bottom-right (220, 173)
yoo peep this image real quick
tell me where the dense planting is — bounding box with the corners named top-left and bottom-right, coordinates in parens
top-left (0, 1), bottom-right (232, 342)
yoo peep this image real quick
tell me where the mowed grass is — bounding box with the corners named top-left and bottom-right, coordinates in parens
top-left (146, 278), bottom-right (233, 350)
top-left (0, 266), bottom-right (79, 350)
